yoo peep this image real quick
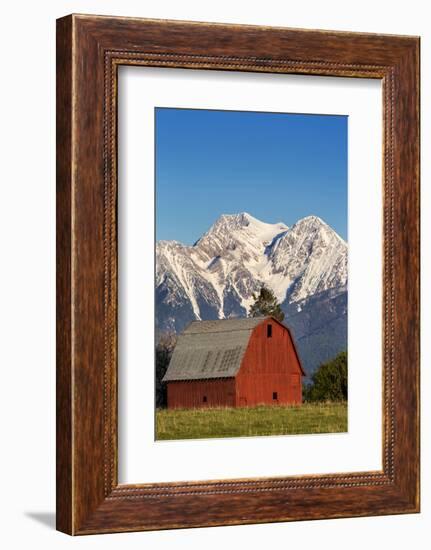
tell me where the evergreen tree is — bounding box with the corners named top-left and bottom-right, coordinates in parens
top-left (304, 351), bottom-right (347, 402)
top-left (249, 285), bottom-right (285, 322)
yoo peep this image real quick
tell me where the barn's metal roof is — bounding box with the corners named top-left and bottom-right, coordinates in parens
top-left (182, 317), bottom-right (268, 334)
top-left (162, 317), bottom-right (270, 381)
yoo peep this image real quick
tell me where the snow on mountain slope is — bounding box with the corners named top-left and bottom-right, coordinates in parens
top-left (195, 212), bottom-right (288, 261)
top-left (267, 215), bottom-right (347, 303)
top-left (155, 212), bottom-right (347, 333)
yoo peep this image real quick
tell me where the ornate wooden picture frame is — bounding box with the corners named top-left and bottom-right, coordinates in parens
top-left (56, 14), bottom-right (420, 535)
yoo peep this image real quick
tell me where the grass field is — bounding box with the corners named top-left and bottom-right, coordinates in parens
top-left (155, 402), bottom-right (347, 440)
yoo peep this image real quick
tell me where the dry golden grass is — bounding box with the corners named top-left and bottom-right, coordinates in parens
top-left (155, 402), bottom-right (347, 440)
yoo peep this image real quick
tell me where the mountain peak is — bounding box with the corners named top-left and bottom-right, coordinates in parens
top-left (194, 212), bottom-right (290, 259)
top-left (156, 211), bottom-right (348, 374)
top-left (293, 215), bottom-right (327, 229)
top-left (157, 212), bottom-right (347, 332)
top-left (215, 212), bottom-right (253, 228)
top-left (290, 215), bottom-right (346, 243)
top-left (211, 212), bottom-right (289, 234)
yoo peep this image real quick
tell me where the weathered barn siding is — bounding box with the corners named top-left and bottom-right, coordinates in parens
top-left (167, 378), bottom-right (236, 409)
top-left (236, 318), bottom-right (302, 406)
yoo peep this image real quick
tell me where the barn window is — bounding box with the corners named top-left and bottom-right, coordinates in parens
top-left (267, 324), bottom-right (272, 338)
top-left (203, 395), bottom-right (207, 403)
top-left (272, 391), bottom-right (278, 400)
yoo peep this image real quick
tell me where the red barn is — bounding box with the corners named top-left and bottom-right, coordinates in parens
top-left (162, 316), bottom-right (305, 409)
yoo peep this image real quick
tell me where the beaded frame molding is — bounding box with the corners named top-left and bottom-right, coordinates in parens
top-left (56, 14), bottom-right (420, 535)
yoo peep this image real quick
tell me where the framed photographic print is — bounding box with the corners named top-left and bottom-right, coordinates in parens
top-left (56, 14), bottom-right (420, 534)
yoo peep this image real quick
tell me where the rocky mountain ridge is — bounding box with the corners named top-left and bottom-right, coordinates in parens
top-left (156, 212), bottom-right (348, 375)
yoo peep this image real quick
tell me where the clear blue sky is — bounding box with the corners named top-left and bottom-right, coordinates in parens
top-left (155, 108), bottom-right (347, 243)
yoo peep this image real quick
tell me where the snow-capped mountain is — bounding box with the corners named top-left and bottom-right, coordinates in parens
top-left (267, 215), bottom-right (347, 303)
top-left (156, 212), bottom-right (348, 375)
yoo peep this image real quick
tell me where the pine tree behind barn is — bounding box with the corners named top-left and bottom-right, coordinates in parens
top-left (162, 317), bottom-right (305, 409)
